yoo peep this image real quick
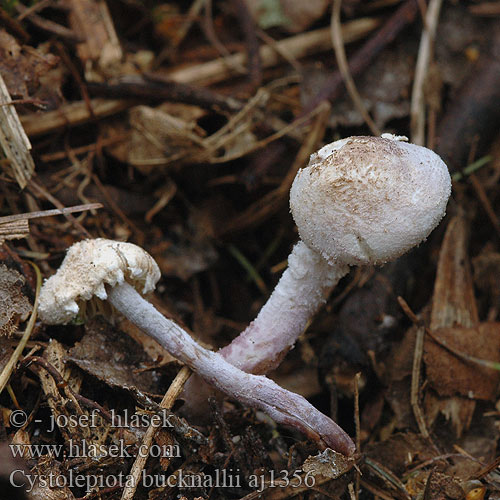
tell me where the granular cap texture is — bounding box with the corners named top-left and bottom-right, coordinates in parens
top-left (38, 239), bottom-right (160, 324)
top-left (290, 136), bottom-right (451, 266)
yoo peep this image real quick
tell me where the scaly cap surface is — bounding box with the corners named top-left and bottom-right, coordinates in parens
top-left (38, 238), bottom-right (161, 324)
top-left (290, 135), bottom-right (451, 266)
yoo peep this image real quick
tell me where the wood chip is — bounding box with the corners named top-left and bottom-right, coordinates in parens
top-left (0, 72), bottom-right (35, 188)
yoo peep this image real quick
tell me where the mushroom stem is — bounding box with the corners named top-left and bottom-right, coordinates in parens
top-left (182, 242), bottom-right (347, 419)
top-left (219, 242), bottom-right (348, 374)
top-left (106, 281), bottom-right (355, 456)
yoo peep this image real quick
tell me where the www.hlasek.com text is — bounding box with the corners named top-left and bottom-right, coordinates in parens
top-left (10, 439), bottom-right (180, 460)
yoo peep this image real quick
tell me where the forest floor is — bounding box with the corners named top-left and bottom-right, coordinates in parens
top-left (0, 1), bottom-right (500, 499)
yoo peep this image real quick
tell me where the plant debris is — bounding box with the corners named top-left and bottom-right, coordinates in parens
top-left (1, 1), bottom-right (500, 499)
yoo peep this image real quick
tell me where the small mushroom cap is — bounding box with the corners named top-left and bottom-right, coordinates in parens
top-left (290, 135), bottom-right (451, 266)
top-left (38, 238), bottom-right (161, 324)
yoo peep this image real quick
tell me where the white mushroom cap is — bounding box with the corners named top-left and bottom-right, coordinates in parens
top-left (290, 135), bottom-right (451, 266)
top-left (38, 238), bottom-right (161, 324)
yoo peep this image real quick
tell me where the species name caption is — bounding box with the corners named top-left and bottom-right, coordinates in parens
top-left (8, 410), bottom-right (319, 494)
top-left (9, 409), bottom-right (180, 459)
top-left (10, 468), bottom-right (318, 494)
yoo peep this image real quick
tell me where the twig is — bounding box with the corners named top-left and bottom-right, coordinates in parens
top-left (411, 324), bottom-right (429, 437)
top-left (256, 28), bottom-right (302, 72)
top-left (54, 41), bottom-right (95, 120)
top-left (422, 469), bottom-right (436, 500)
top-left (353, 372), bottom-right (361, 500)
top-left (40, 136), bottom-right (126, 162)
top-left (20, 99), bottom-right (129, 137)
top-left (15, 3), bottom-right (82, 42)
top-left (468, 173), bottom-right (500, 239)
top-left (202, 0), bottom-right (247, 75)
top-left (469, 2), bottom-right (500, 16)
top-left (0, 97), bottom-right (47, 108)
top-left (234, 0), bottom-right (262, 86)
top-left (405, 453), bottom-right (471, 474)
top-left (87, 75), bottom-right (242, 113)
top-left (301, 0), bottom-right (418, 116)
top-left (349, 482), bottom-right (358, 500)
top-left (410, 0), bottom-right (444, 145)
top-left (0, 5), bottom-right (30, 41)
top-left (89, 170), bottom-right (144, 241)
top-left (16, 0), bottom-right (52, 21)
top-left (0, 73), bottom-right (35, 189)
top-left (156, 0), bottom-right (207, 64)
top-left (217, 102), bottom-right (331, 235)
top-left (207, 96), bottom-right (330, 164)
top-left (331, 0), bottom-right (381, 136)
top-left (396, 297), bottom-right (429, 437)
top-left (22, 355), bottom-right (111, 422)
top-left (353, 372), bottom-right (362, 451)
top-left (398, 297), bottom-right (500, 372)
top-left (28, 179), bottom-right (93, 238)
top-left (168, 18), bottom-right (379, 85)
top-left (0, 203), bottom-right (103, 225)
top-left (471, 455), bottom-right (500, 480)
top-left (20, 21), bottom-right (377, 138)
top-left (120, 366), bottom-right (191, 500)
top-left (359, 479), bottom-right (400, 500)
top-left (364, 457), bottom-right (412, 500)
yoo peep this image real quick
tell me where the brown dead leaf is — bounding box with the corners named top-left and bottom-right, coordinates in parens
top-left (65, 0), bottom-right (122, 80)
top-left (408, 470), bottom-right (465, 500)
top-left (424, 392), bottom-right (476, 439)
top-left (271, 366), bottom-right (322, 399)
top-left (0, 264), bottom-right (32, 337)
top-left (430, 215), bottom-right (478, 331)
top-left (424, 214), bottom-right (482, 436)
top-left (154, 429), bottom-right (178, 471)
top-left (68, 317), bottom-right (161, 394)
top-left (127, 104), bottom-right (206, 173)
top-left (29, 456), bottom-right (76, 500)
top-left (302, 448), bottom-right (354, 479)
top-left (0, 29), bottom-right (59, 99)
top-left (37, 340), bottom-right (109, 446)
top-left (424, 324), bottom-right (500, 400)
top-left (364, 432), bottom-right (436, 477)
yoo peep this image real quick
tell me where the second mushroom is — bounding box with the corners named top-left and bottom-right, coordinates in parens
top-left (38, 238), bottom-right (355, 455)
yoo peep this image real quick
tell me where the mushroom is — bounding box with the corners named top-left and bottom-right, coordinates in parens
top-left (215, 135), bottom-right (451, 374)
top-left (38, 238), bottom-right (356, 455)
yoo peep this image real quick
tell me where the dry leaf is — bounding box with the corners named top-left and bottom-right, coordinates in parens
top-left (68, 318), bottom-right (162, 394)
top-left (0, 264), bottom-right (32, 337)
top-left (302, 448), bottom-right (354, 479)
top-left (424, 324), bottom-right (500, 400)
top-left (0, 29), bottom-right (59, 99)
